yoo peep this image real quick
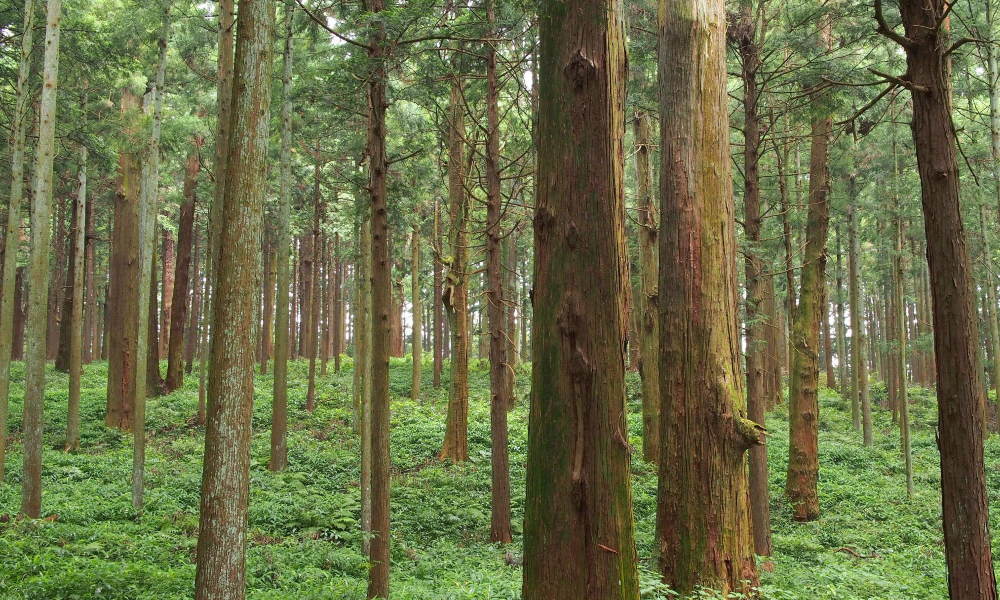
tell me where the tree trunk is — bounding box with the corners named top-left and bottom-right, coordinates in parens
top-left (47, 195), bottom-right (66, 362)
top-left (193, 1), bottom-right (274, 597)
top-left (366, 0), bottom-right (391, 591)
top-left (67, 144), bottom-right (87, 452)
top-left (0, 0), bottom-right (35, 482)
top-left (356, 218), bottom-right (373, 558)
top-left (134, 13), bottom-right (169, 509)
top-left (262, 243), bottom-right (276, 374)
top-left (982, 205), bottom-right (1000, 400)
top-left (889, 0), bottom-right (1000, 591)
top-left (523, 0), bottom-right (639, 591)
top-left (186, 228), bottom-right (201, 374)
top-left (333, 233), bottom-right (343, 372)
top-left (56, 194), bottom-right (81, 373)
top-left (160, 228), bottom-right (175, 357)
top-left (412, 226), bottom-right (421, 400)
top-left (848, 185), bottom-right (871, 444)
top-left (21, 0), bottom-right (61, 518)
top-left (306, 164), bottom-right (323, 412)
top-left (836, 227), bottom-right (848, 399)
top-left (433, 199), bottom-right (443, 389)
top-left (106, 89), bottom-right (143, 431)
top-left (440, 77), bottom-right (470, 464)
top-left (83, 182), bottom-right (96, 365)
top-left (656, 0), bottom-right (762, 591)
top-left (166, 135), bottom-right (201, 392)
top-left (893, 212), bottom-right (914, 497)
top-left (270, 1), bottom-right (294, 472)
top-left (786, 92), bottom-right (832, 521)
top-left (735, 7), bottom-right (771, 557)
top-left (823, 298), bottom-right (835, 389)
top-left (485, 0), bottom-right (511, 542)
top-left (634, 111), bottom-right (660, 465)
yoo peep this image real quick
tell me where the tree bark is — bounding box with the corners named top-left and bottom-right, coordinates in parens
top-left (306, 164), bottom-right (323, 412)
top-left (56, 194), bottom-right (81, 373)
top-left (890, 0), bottom-right (999, 591)
top-left (0, 0), bottom-right (35, 482)
top-left (166, 135), bottom-right (202, 392)
top-left (485, 0), bottom-right (511, 542)
top-left (270, 0), bottom-right (294, 472)
top-left (735, 6), bottom-right (771, 557)
top-left (785, 77), bottom-right (831, 522)
top-left (365, 0), bottom-right (391, 591)
top-left (21, 0), bottom-right (61, 518)
top-left (440, 77), bottom-right (470, 463)
top-left (634, 111), bottom-right (660, 465)
top-left (160, 228), bottom-right (175, 357)
top-left (523, 0), bottom-right (639, 590)
top-left (193, 0), bottom-right (274, 596)
top-left (106, 89), bottom-right (143, 431)
top-left (656, 0), bottom-right (762, 591)
top-left (67, 144), bottom-right (87, 452)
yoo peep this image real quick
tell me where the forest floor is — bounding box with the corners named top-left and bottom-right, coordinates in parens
top-left (0, 358), bottom-right (994, 599)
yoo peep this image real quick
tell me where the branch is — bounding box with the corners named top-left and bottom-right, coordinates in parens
top-left (294, 0), bottom-right (376, 52)
top-left (874, 0), bottom-right (915, 49)
top-left (387, 149), bottom-right (422, 165)
top-left (836, 82), bottom-right (898, 126)
top-left (945, 37), bottom-right (986, 57)
top-left (868, 68), bottom-right (928, 93)
top-left (734, 417), bottom-right (768, 451)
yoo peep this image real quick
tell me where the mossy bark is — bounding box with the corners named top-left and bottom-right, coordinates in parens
top-left (522, 0), bottom-right (639, 593)
top-left (655, 0), bottom-right (762, 591)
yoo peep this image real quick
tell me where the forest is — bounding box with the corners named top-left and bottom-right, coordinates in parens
top-left (0, 0), bottom-right (999, 597)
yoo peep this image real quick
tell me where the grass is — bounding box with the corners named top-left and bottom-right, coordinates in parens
top-left (0, 357), bottom-right (996, 598)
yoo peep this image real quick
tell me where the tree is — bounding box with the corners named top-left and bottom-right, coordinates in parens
top-left (521, 0), bottom-right (640, 592)
top-left (485, 0), bottom-right (511, 543)
top-left (785, 19), bottom-right (832, 520)
top-left (634, 111), bottom-right (659, 465)
top-left (66, 141), bottom-right (87, 452)
top-left (193, 0), bottom-right (275, 596)
top-left (655, 0), bottom-right (763, 590)
top-left (876, 0), bottom-right (999, 593)
top-left (22, 0), bottom-right (62, 518)
top-left (270, 0), bottom-right (295, 473)
top-left (0, 0), bottom-right (35, 482)
top-left (411, 225), bottom-right (421, 401)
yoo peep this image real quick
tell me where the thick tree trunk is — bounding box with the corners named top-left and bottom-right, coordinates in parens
top-left (785, 106), bottom-right (832, 521)
top-left (270, 2), bottom-right (294, 472)
top-left (440, 77), bottom-right (470, 463)
top-left (656, 0), bottom-right (762, 591)
top-left (523, 0), bottom-right (639, 591)
top-left (47, 196), bottom-right (66, 362)
top-left (21, 0), bottom-right (61, 518)
top-left (356, 218), bottom-right (373, 557)
top-left (166, 137), bottom-right (201, 392)
top-left (0, 0), bottom-right (35, 482)
top-left (56, 195), bottom-right (82, 373)
top-left (106, 89), bottom-right (143, 431)
top-left (485, 0), bottom-right (511, 543)
top-left (891, 0), bottom-right (999, 592)
top-left (193, 1), bottom-right (274, 597)
top-left (634, 111), bottom-right (660, 465)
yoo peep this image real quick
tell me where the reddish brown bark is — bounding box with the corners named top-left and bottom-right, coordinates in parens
top-left (165, 140), bottom-right (201, 392)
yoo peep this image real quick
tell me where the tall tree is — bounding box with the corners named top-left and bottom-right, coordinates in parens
top-left (411, 225), bottom-right (421, 400)
top-left (193, 0), bottom-right (274, 596)
top-left (877, 0), bottom-right (999, 593)
top-left (270, 0), bottom-right (294, 472)
top-left (522, 0), bottom-right (640, 591)
top-left (165, 131), bottom-right (203, 392)
top-left (656, 0), bottom-right (763, 590)
top-left (22, 0), bottom-right (62, 518)
top-left (0, 0), bottom-right (35, 481)
top-left (485, 0), bottom-right (511, 543)
top-left (634, 111), bottom-right (659, 464)
top-left (785, 19), bottom-right (832, 520)
top-left (440, 75), bottom-right (471, 463)
top-left (66, 142), bottom-right (87, 452)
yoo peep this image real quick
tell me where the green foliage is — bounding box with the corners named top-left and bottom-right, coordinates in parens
top-left (0, 363), bottom-right (994, 598)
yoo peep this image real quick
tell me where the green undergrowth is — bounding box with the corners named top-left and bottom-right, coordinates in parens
top-left (0, 359), bottom-right (997, 598)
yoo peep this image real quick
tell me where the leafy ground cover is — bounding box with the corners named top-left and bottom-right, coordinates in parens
top-left (0, 359), bottom-right (995, 598)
